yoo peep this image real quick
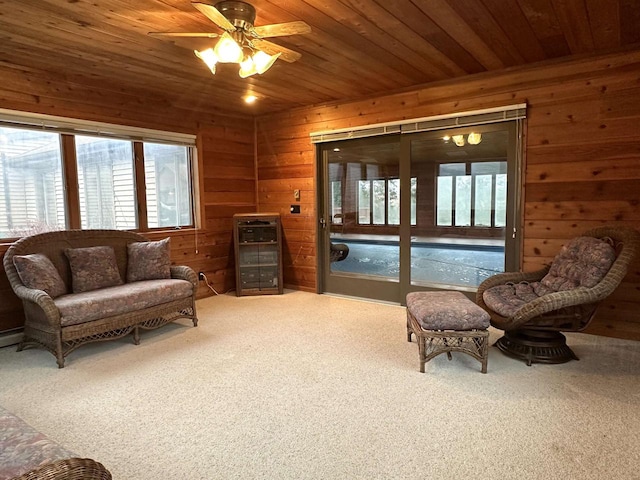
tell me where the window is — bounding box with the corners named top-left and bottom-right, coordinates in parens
top-left (436, 161), bottom-right (507, 228)
top-left (76, 136), bottom-right (136, 230)
top-left (358, 180), bottom-right (370, 224)
top-left (0, 115), bottom-right (196, 239)
top-left (144, 143), bottom-right (192, 228)
top-left (358, 178), bottom-right (417, 226)
top-left (0, 127), bottom-right (66, 238)
top-left (330, 180), bottom-right (342, 223)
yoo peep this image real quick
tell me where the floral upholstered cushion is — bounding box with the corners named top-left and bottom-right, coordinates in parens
top-left (55, 279), bottom-right (193, 326)
top-left (126, 238), bottom-right (171, 282)
top-left (483, 236), bottom-right (617, 318)
top-left (540, 236), bottom-right (616, 291)
top-left (406, 291), bottom-right (490, 331)
top-left (482, 282), bottom-right (555, 318)
top-left (65, 245), bottom-right (123, 293)
top-left (0, 405), bottom-right (74, 479)
top-left (12, 253), bottom-right (67, 298)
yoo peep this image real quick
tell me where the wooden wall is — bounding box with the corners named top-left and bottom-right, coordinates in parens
top-left (1, 50), bottom-right (639, 340)
top-left (256, 49), bottom-right (640, 340)
top-left (0, 64), bottom-right (255, 334)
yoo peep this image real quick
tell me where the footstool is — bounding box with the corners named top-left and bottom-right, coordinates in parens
top-left (406, 291), bottom-right (490, 373)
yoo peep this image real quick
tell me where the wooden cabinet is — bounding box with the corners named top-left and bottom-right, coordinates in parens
top-left (233, 213), bottom-right (283, 296)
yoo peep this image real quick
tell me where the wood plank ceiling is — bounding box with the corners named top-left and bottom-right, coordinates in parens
top-left (0, 0), bottom-right (639, 116)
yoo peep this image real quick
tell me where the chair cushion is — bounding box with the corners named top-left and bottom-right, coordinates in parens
top-left (482, 282), bottom-right (555, 318)
top-left (126, 237), bottom-right (171, 282)
top-left (65, 245), bottom-right (123, 293)
top-left (483, 236), bottom-right (616, 318)
top-left (406, 291), bottom-right (490, 331)
top-left (12, 253), bottom-right (67, 298)
top-left (540, 236), bottom-right (616, 291)
top-left (55, 279), bottom-right (193, 327)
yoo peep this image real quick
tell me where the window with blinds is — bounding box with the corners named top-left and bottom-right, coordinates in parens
top-left (0, 114), bottom-right (196, 239)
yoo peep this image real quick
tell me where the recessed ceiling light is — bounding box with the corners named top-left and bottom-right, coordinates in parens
top-left (333, 148), bottom-right (340, 152)
top-left (244, 95), bottom-right (258, 104)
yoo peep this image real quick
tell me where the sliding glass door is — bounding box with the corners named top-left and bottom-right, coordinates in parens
top-left (402, 123), bottom-right (519, 294)
top-left (318, 121), bottom-right (521, 303)
top-left (318, 136), bottom-right (402, 302)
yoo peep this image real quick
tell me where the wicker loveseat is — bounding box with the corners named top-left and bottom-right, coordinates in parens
top-left (3, 229), bottom-right (198, 368)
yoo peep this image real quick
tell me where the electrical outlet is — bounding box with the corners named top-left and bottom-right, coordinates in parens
top-left (198, 272), bottom-right (205, 281)
top-left (294, 189), bottom-right (300, 200)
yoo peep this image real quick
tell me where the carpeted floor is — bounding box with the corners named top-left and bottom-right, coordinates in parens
top-left (1, 290), bottom-right (639, 479)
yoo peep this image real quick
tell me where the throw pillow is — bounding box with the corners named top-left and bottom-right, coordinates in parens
top-left (65, 246), bottom-right (123, 293)
top-left (13, 253), bottom-right (67, 298)
top-left (126, 237), bottom-right (171, 282)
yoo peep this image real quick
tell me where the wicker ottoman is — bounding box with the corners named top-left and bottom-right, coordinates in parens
top-left (406, 291), bottom-right (490, 373)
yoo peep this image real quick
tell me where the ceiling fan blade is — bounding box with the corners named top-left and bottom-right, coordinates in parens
top-left (148, 32), bottom-right (220, 38)
top-left (251, 21), bottom-right (311, 38)
top-left (192, 2), bottom-right (236, 32)
top-left (250, 39), bottom-right (302, 63)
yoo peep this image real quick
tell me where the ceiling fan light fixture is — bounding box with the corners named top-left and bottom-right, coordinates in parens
top-left (213, 32), bottom-right (244, 63)
top-left (239, 55), bottom-right (258, 78)
top-left (194, 48), bottom-right (218, 74)
top-left (152, 1), bottom-right (310, 78)
top-left (253, 50), bottom-right (281, 74)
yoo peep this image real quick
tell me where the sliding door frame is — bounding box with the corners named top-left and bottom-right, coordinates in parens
top-left (316, 119), bottom-right (524, 304)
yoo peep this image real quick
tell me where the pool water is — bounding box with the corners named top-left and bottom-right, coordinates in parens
top-left (330, 241), bottom-right (504, 287)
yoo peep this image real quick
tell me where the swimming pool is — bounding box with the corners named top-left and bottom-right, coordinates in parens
top-left (330, 240), bottom-right (504, 287)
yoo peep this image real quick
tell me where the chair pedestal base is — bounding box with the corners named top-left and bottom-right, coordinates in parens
top-left (495, 330), bottom-right (579, 366)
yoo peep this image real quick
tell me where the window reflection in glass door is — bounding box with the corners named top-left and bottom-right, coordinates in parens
top-left (409, 127), bottom-right (513, 290)
top-left (321, 137), bottom-right (402, 302)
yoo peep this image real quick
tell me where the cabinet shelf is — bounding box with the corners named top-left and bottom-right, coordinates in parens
top-left (233, 213), bottom-right (283, 296)
top-left (238, 263), bottom-right (278, 268)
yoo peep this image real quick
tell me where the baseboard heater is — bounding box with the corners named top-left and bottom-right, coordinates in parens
top-left (0, 330), bottom-right (23, 349)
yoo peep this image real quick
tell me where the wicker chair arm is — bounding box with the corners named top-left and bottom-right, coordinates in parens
top-left (506, 286), bottom-right (600, 329)
top-left (170, 265), bottom-right (198, 287)
top-left (12, 285), bottom-right (61, 324)
top-left (11, 457), bottom-right (112, 480)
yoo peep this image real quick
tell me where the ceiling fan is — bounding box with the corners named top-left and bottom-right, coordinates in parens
top-left (149, 1), bottom-right (311, 77)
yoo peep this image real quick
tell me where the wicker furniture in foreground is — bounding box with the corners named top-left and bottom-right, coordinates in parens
top-left (477, 226), bottom-right (640, 365)
top-left (3, 229), bottom-right (198, 368)
top-left (406, 291), bottom-right (490, 373)
top-left (11, 458), bottom-right (112, 480)
top-left (1, 405), bottom-right (111, 480)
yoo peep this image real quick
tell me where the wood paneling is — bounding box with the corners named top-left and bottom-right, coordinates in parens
top-left (256, 49), bottom-right (640, 340)
top-left (0, 0), bottom-right (639, 115)
top-left (1, 3), bottom-right (640, 343)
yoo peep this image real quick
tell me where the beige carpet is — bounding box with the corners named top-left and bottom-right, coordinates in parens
top-left (1, 290), bottom-right (639, 479)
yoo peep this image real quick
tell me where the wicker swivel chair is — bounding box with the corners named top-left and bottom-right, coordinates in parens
top-left (476, 226), bottom-right (640, 365)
